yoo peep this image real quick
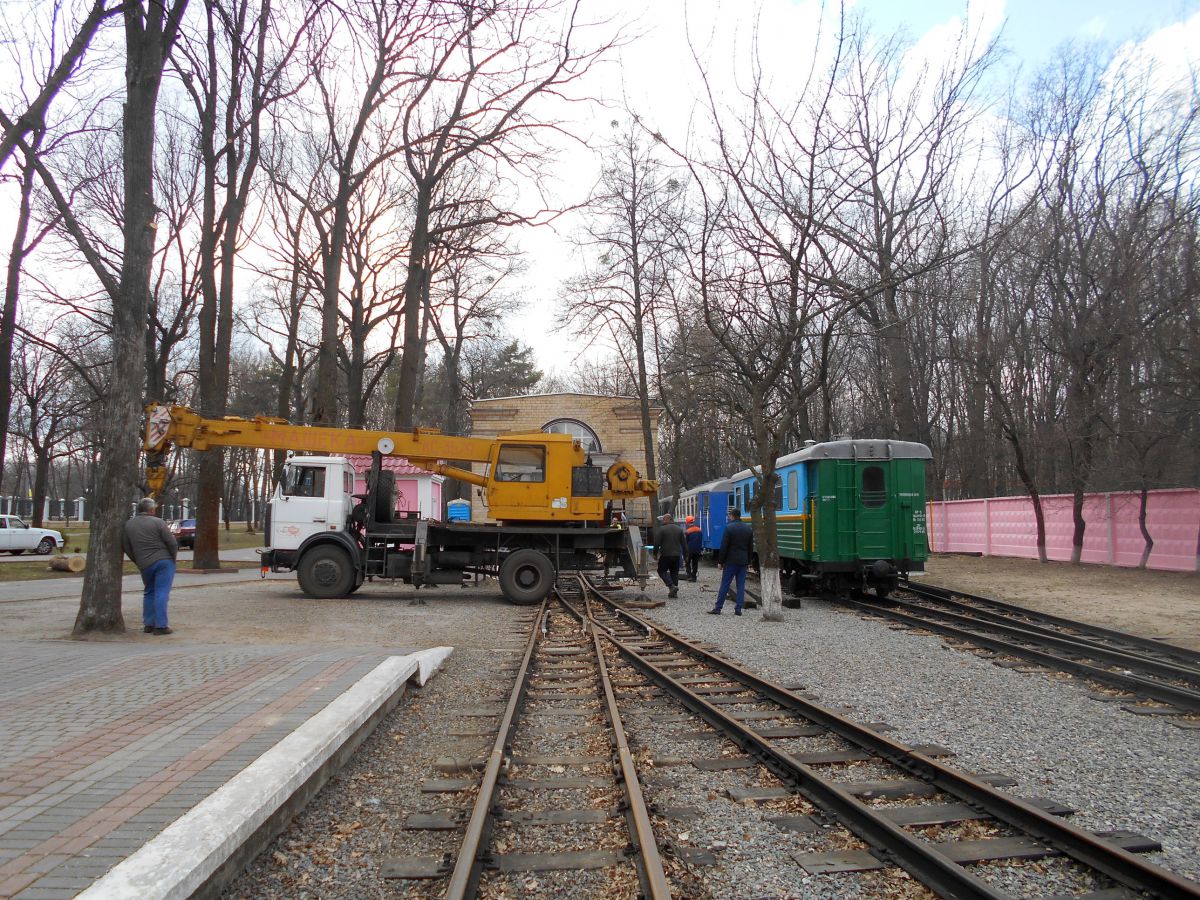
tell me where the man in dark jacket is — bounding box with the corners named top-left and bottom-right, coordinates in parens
top-left (684, 515), bottom-right (703, 581)
top-left (123, 497), bottom-right (178, 635)
top-left (652, 513), bottom-right (686, 598)
top-left (709, 508), bottom-right (754, 616)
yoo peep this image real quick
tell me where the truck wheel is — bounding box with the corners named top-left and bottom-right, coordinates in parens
top-left (297, 545), bottom-right (356, 598)
top-left (499, 549), bottom-right (554, 605)
top-left (36, 537), bottom-right (55, 555)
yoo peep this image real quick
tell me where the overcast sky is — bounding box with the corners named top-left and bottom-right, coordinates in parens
top-left (5, 0), bottom-right (1198, 391)
top-left (515, 0), bottom-right (1200, 379)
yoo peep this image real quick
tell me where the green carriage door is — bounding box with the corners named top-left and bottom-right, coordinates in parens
top-left (832, 460), bottom-right (858, 560)
top-left (858, 463), bottom-right (891, 559)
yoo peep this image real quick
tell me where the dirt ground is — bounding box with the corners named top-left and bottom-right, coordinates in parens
top-left (911, 553), bottom-right (1200, 651)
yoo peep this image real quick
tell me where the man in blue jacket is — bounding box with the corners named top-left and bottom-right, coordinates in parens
top-left (709, 508), bottom-right (754, 616)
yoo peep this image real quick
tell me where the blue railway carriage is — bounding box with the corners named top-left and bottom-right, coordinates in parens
top-left (728, 440), bottom-right (931, 600)
top-left (676, 478), bottom-right (733, 554)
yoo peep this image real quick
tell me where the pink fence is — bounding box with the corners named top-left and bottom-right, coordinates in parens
top-left (926, 489), bottom-right (1200, 572)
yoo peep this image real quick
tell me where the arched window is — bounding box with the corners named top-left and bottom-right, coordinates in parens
top-left (542, 418), bottom-right (602, 454)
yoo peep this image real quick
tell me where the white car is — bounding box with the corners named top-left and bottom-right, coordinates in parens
top-left (0, 516), bottom-right (63, 555)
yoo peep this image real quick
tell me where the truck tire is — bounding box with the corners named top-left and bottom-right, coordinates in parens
top-left (36, 537), bottom-right (56, 555)
top-left (297, 545), bottom-right (356, 599)
top-left (369, 470), bottom-right (396, 523)
top-left (499, 549), bottom-right (554, 606)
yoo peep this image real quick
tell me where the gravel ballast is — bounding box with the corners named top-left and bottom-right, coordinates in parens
top-left (225, 568), bottom-right (1199, 898)
top-left (645, 565), bottom-right (1200, 888)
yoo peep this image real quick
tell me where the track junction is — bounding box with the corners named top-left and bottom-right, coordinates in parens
top-left (381, 575), bottom-right (1200, 899)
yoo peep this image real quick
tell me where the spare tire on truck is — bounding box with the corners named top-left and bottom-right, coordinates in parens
top-left (498, 549), bottom-right (554, 605)
top-left (297, 544), bottom-right (356, 599)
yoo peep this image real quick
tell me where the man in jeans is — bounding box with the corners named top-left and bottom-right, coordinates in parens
top-left (123, 498), bottom-right (178, 635)
top-left (709, 508), bottom-right (754, 616)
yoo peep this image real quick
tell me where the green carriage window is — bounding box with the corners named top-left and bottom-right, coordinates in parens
top-left (862, 466), bottom-right (886, 508)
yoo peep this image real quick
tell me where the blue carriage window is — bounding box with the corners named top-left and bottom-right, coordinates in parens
top-left (862, 466), bottom-right (886, 508)
top-left (787, 471), bottom-right (798, 510)
top-left (775, 481), bottom-right (783, 510)
top-left (735, 487), bottom-right (743, 510)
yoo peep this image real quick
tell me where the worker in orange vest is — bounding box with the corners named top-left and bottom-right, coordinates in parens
top-left (684, 515), bottom-right (703, 582)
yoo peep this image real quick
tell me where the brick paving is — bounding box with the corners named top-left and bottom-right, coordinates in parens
top-left (0, 640), bottom-right (408, 899)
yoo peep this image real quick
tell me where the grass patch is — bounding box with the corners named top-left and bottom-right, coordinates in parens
top-left (36, 523), bottom-right (265, 555)
top-left (0, 558), bottom-right (263, 583)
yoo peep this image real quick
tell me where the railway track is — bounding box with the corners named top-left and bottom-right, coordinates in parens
top-left (382, 577), bottom-right (1200, 898)
top-left (580, 578), bottom-right (1200, 898)
top-left (838, 582), bottom-right (1200, 717)
top-left (383, 588), bottom-right (670, 898)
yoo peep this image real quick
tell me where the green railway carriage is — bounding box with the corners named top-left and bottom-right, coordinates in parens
top-left (731, 438), bottom-right (932, 599)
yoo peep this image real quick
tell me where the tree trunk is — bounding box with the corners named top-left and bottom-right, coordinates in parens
top-left (0, 153), bottom-right (36, 480)
top-left (31, 449), bottom-right (49, 528)
top-left (313, 195), bottom-right (352, 425)
top-left (1137, 486), bottom-right (1153, 570)
top-left (393, 183), bottom-right (432, 430)
top-left (76, 5), bottom-right (177, 633)
top-left (272, 254), bottom-right (302, 482)
top-left (1070, 486), bottom-right (1086, 565)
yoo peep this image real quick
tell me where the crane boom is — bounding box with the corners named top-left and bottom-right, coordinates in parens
top-left (142, 404), bottom-right (657, 523)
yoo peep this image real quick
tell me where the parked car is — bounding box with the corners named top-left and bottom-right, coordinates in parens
top-left (169, 518), bottom-right (196, 549)
top-left (0, 515), bottom-right (63, 555)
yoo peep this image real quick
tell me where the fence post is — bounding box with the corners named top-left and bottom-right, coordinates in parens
top-left (983, 498), bottom-right (991, 557)
top-left (1106, 493), bottom-right (1116, 565)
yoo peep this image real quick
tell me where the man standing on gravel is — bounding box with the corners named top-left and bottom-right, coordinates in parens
top-left (684, 515), bottom-right (703, 581)
top-left (709, 508), bottom-right (754, 616)
top-left (653, 513), bottom-right (686, 599)
top-left (122, 497), bottom-right (178, 635)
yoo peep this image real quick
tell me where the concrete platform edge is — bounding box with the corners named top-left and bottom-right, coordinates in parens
top-left (76, 646), bottom-right (454, 900)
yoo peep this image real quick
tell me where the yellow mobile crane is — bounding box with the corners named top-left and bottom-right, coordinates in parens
top-left (143, 405), bottom-right (656, 602)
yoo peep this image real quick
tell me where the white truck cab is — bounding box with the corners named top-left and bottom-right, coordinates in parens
top-left (268, 456), bottom-right (356, 551)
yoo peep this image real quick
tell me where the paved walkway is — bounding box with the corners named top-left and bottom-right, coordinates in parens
top-left (0, 636), bottom-right (449, 899)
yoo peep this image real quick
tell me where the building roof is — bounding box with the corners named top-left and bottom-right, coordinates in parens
top-left (470, 392), bottom-right (663, 407)
top-left (342, 454), bottom-right (444, 480)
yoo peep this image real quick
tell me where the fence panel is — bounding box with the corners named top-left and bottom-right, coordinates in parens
top-left (927, 489), bottom-right (1199, 572)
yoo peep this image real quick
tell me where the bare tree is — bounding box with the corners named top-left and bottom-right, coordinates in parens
top-left (9, 322), bottom-right (85, 526)
top-left (10, 0), bottom-right (193, 633)
top-left (560, 120), bottom-right (684, 485)
top-left (297, 0), bottom-right (441, 426)
top-left (173, 0), bottom-right (317, 568)
top-left (1024, 47), bottom-right (1199, 563)
top-left (0, 0), bottom-right (122, 167)
top-left (390, 0), bottom-right (616, 429)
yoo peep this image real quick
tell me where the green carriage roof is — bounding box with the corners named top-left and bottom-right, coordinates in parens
top-left (728, 439), bottom-right (933, 483)
top-left (778, 439), bottom-right (932, 466)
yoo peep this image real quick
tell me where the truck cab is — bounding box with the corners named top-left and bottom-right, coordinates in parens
top-left (268, 456), bottom-right (356, 552)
